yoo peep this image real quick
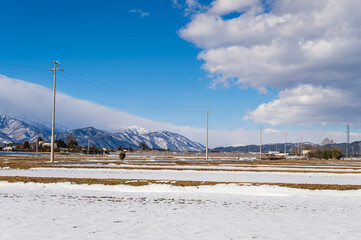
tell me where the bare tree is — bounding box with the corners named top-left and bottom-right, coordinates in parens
top-left (321, 137), bottom-right (334, 147)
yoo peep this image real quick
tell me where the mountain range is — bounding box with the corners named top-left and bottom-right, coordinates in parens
top-left (0, 114), bottom-right (205, 152)
top-left (213, 142), bottom-right (361, 155)
top-left (1, 114), bottom-right (359, 154)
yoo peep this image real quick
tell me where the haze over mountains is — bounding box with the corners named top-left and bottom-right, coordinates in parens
top-left (0, 114), bottom-right (204, 152)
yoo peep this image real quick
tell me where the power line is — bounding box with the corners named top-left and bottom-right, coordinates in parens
top-left (65, 68), bottom-right (203, 111)
top-left (63, 72), bottom-right (202, 113)
top-left (63, 67), bottom-right (202, 112)
top-left (0, 60), bottom-right (204, 113)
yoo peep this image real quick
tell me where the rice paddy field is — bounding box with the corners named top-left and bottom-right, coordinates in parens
top-left (1, 153), bottom-right (361, 239)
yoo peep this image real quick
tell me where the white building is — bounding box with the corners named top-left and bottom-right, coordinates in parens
top-left (3, 146), bottom-right (15, 152)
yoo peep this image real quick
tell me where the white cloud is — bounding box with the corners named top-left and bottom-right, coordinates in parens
top-left (171, 0), bottom-right (181, 9)
top-left (184, 0), bottom-right (207, 16)
top-left (129, 9), bottom-right (149, 18)
top-left (180, 0), bottom-right (361, 126)
top-left (245, 84), bottom-right (361, 127)
top-left (209, 0), bottom-right (260, 15)
top-left (180, 0), bottom-right (361, 90)
top-left (0, 74), bottom-right (247, 146)
top-left (2, 74), bottom-right (355, 146)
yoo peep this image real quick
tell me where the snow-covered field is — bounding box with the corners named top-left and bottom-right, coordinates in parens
top-left (1, 182), bottom-right (361, 240)
top-left (49, 163), bottom-right (361, 172)
top-left (1, 156), bottom-right (361, 239)
top-left (1, 167), bottom-right (361, 185)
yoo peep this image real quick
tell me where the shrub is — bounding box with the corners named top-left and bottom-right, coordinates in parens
top-left (119, 152), bottom-right (126, 160)
top-left (42, 145), bottom-right (51, 152)
top-left (331, 149), bottom-right (342, 160)
top-left (307, 148), bottom-right (342, 160)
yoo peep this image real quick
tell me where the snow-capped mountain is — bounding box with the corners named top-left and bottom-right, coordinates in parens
top-left (113, 126), bottom-right (151, 135)
top-left (0, 114), bottom-right (205, 151)
top-left (0, 115), bottom-right (50, 143)
top-left (55, 127), bottom-right (129, 149)
top-left (15, 116), bottom-right (69, 133)
top-left (112, 129), bottom-right (205, 151)
top-left (58, 127), bottom-right (205, 151)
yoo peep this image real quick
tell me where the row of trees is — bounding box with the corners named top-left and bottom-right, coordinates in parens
top-left (117, 142), bottom-right (170, 152)
top-left (55, 136), bottom-right (79, 149)
top-left (302, 138), bottom-right (342, 160)
top-left (18, 138), bottom-right (154, 153)
top-left (12, 136), bottom-right (80, 152)
top-left (307, 148), bottom-right (343, 160)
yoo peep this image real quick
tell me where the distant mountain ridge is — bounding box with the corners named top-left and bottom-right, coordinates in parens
top-left (3, 114), bottom-right (357, 154)
top-left (0, 115), bottom-right (50, 143)
top-left (0, 114), bottom-right (205, 152)
top-left (213, 142), bottom-right (360, 155)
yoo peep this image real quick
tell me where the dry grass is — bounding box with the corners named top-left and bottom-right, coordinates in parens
top-left (0, 155), bottom-right (361, 174)
top-left (44, 165), bottom-right (361, 174)
top-left (1, 155), bottom-right (361, 174)
top-left (1, 176), bottom-right (361, 190)
top-left (0, 176), bottom-right (217, 187)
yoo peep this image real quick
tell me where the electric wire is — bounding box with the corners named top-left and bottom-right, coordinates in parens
top-left (0, 61), bottom-right (205, 113)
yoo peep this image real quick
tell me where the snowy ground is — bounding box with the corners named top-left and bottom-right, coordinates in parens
top-left (50, 163), bottom-right (361, 172)
top-left (1, 156), bottom-right (361, 239)
top-left (0, 182), bottom-right (360, 240)
top-left (1, 167), bottom-right (361, 185)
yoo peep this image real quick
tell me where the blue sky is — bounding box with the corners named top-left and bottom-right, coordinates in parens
top-left (1, 0), bottom-right (360, 146)
top-left (0, 0), bottom-right (270, 130)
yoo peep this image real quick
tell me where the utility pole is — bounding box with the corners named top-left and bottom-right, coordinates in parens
top-left (301, 136), bottom-right (303, 157)
top-left (47, 61), bottom-right (63, 163)
top-left (36, 133), bottom-right (38, 156)
top-left (259, 125), bottom-right (263, 160)
top-left (284, 132), bottom-right (287, 156)
top-left (297, 138), bottom-right (300, 155)
top-left (346, 124), bottom-right (350, 158)
top-left (206, 107), bottom-right (209, 161)
top-left (87, 139), bottom-right (90, 155)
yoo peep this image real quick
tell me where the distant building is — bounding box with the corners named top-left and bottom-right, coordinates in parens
top-left (268, 151), bottom-right (280, 154)
top-left (302, 150), bottom-right (311, 157)
top-left (102, 148), bottom-right (109, 154)
top-left (3, 146), bottom-right (15, 152)
top-left (39, 141), bottom-right (57, 149)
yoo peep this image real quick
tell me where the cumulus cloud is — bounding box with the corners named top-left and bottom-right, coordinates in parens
top-left (245, 84), bottom-right (361, 127)
top-left (209, 0), bottom-right (259, 15)
top-left (180, 0), bottom-right (361, 126)
top-left (180, 0), bottom-right (361, 90)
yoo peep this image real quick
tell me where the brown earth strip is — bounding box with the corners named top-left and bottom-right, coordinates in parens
top-left (1, 176), bottom-right (361, 190)
top-left (36, 165), bottom-right (361, 174)
top-left (2, 160), bottom-right (361, 174)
